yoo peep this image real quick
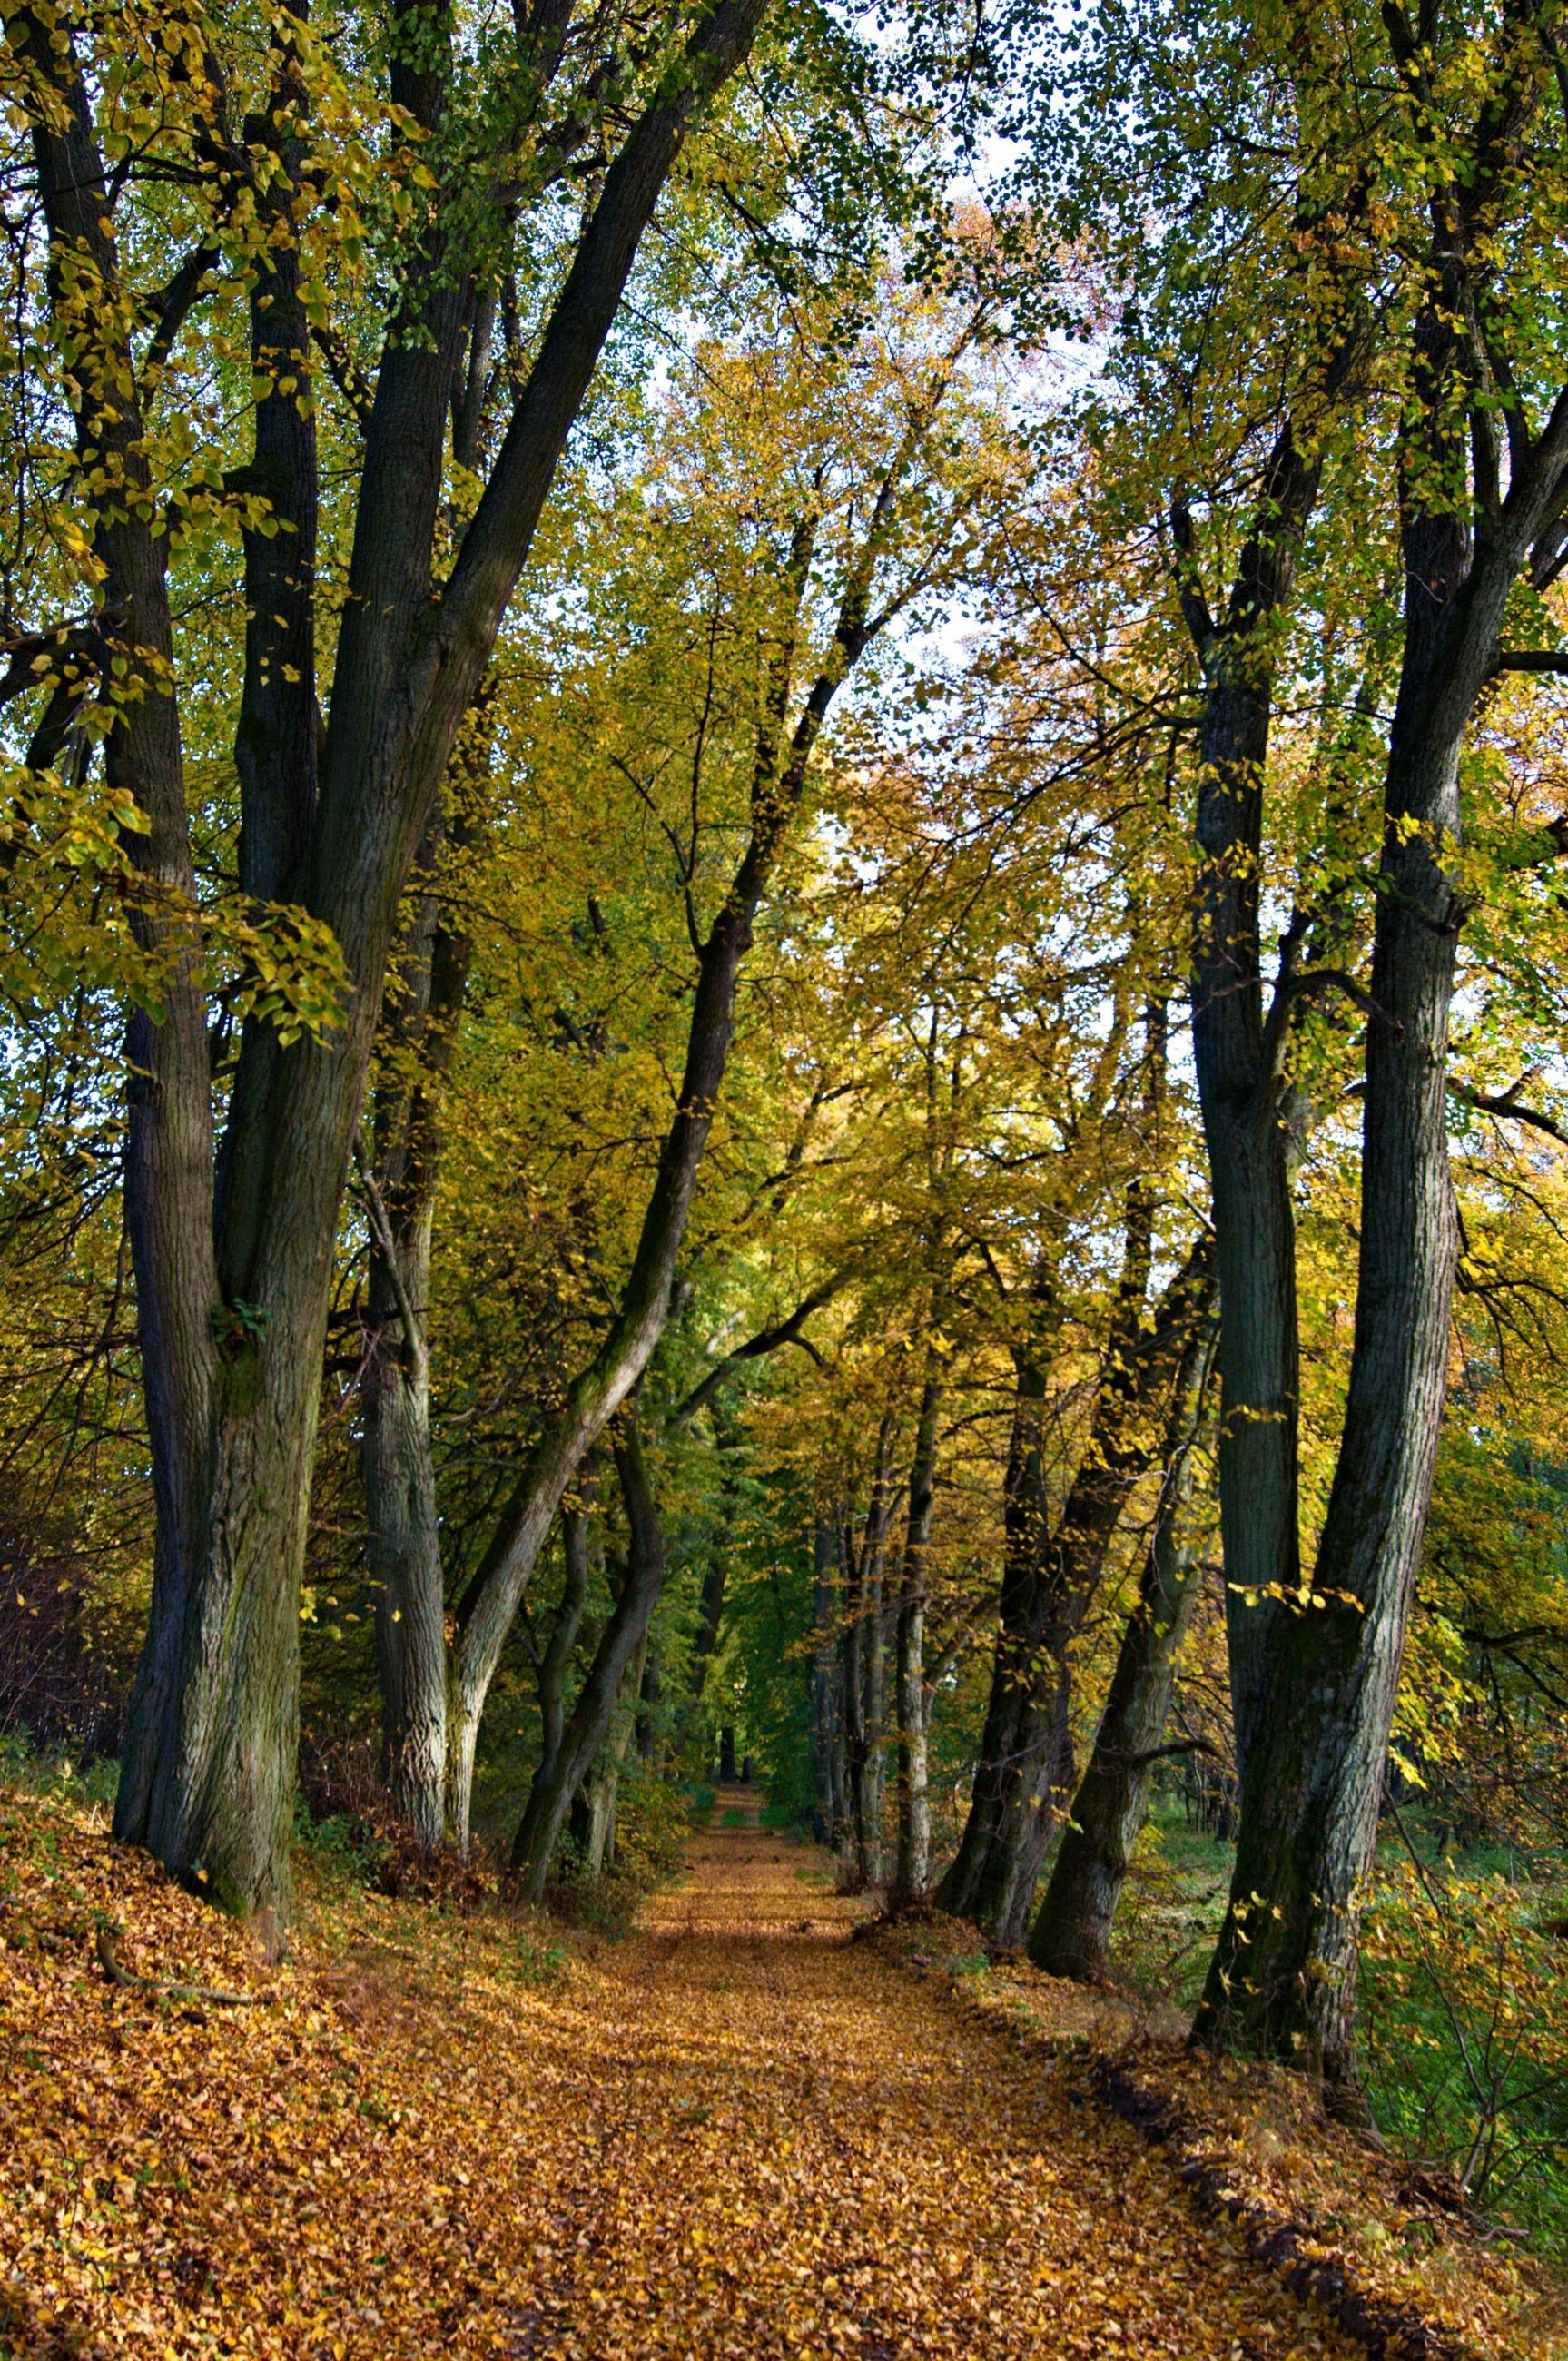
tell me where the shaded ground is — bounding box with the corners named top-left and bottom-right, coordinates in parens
top-left (3, 1776), bottom-right (1366, 2356)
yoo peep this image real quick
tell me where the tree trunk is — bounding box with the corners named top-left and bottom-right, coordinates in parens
top-left (569, 1635), bottom-right (644, 1873)
top-left (863, 1549), bottom-right (889, 1878)
top-left (839, 1423), bottom-right (895, 1888)
top-left (1030, 1314), bottom-right (1218, 1981)
top-left (890, 1376), bottom-right (941, 1909)
top-left (1178, 430), bottom-right (1321, 1782)
top-left (937, 1231), bottom-right (1213, 1948)
top-left (636, 1642), bottom-right (662, 1764)
top-left (362, 808), bottom-right (477, 1846)
top-left (510, 1419), bottom-right (669, 1900)
top-left (365, 1267), bottom-right (446, 1848)
top-left (533, 1497), bottom-right (594, 1793)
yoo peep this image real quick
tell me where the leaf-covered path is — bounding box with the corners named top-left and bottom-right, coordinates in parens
top-left (1, 1781), bottom-right (1364, 2359)
top-left (508, 1792), bottom-right (1355, 2359)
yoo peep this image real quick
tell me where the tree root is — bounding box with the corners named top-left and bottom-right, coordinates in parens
top-left (95, 1925), bottom-right (265, 2010)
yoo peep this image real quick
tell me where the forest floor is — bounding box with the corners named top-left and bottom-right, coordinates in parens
top-left (0, 1774), bottom-right (1553, 2359)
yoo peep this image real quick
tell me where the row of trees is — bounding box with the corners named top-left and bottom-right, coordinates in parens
top-left (1, 0), bottom-right (1567, 2119)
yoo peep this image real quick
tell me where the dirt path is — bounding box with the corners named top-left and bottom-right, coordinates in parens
top-left (508, 1788), bottom-right (1357, 2359)
top-left (0, 1781), bottom-right (1368, 2359)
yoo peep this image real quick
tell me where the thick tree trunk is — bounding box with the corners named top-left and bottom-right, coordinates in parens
top-left (1179, 430), bottom-right (1321, 1781)
top-left (1195, 733), bottom-right (1464, 2087)
top-left (509, 1420), bottom-right (669, 1900)
top-left (890, 1377), bottom-right (941, 1909)
top-left (1030, 1315), bottom-right (1218, 1981)
top-left (1195, 563), bottom-right (1480, 2084)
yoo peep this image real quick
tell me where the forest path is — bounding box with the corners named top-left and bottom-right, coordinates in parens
top-left (0, 1780), bottom-right (1369, 2360)
top-left (522, 1785), bottom-right (1357, 2360)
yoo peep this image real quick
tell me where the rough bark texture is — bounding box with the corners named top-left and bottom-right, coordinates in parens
top-left (569, 1634), bottom-right (644, 1873)
top-left (1179, 430), bottom-right (1319, 1781)
top-left (1029, 1309), bottom-right (1218, 1981)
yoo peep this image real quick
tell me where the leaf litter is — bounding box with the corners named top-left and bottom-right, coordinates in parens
top-left (1, 1778), bottom-right (1379, 2357)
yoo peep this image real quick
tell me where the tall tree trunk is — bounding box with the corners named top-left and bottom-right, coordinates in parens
top-left (1030, 1314), bottom-right (1218, 1981)
top-left (834, 1509), bottom-right (861, 1873)
top-left (509, 1418), bottom-right (669, 1900)
top-left (890, 1375), bottom-right (941, 1909)
top-left (1196, 27), bottom-right (1568, 2081)
top-left (863, 1549), bottom-right (889, 1879)
top-left (532, 1496), bottom-right (595, 1798)
top-left (1178, 429), bottom-right (1319, 1781)
top-left (365, 1256), bottom-right (445, 1848)
top-left (636, 1642), bottom-right (662, 1764)
top-left (362, 806), bottom-right (477, 1845)
top-left (937, 1230), bottom-right (1212, 1948)
top-left (839, 1421), bottom-right (895, 1888)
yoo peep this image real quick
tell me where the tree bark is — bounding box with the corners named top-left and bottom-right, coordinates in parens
top-left (569, 1635), bottom-right (644, 1873)
top-left (361, 807), bottom-right (478, 1845)
top-left (839, 1419), bottom-right (895, 1888)
top-left (1179, 429), bottom-right (1319, 1780)
top-left (533, 1496), bottom-right (595, 1796)
top-left (1030, 1313), bottom-right (1218, 1981)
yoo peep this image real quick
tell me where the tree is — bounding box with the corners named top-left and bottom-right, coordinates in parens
top-left (0, 0), bottom-right (795, 1926)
